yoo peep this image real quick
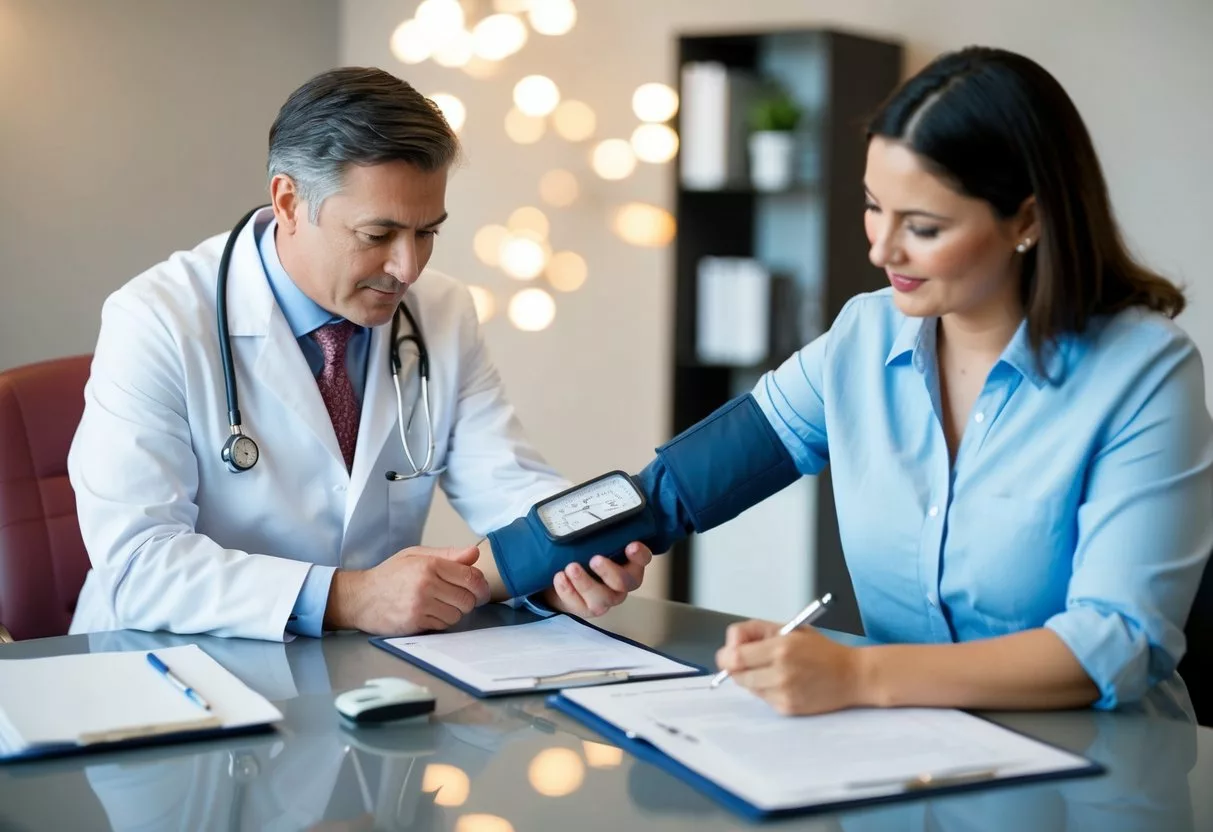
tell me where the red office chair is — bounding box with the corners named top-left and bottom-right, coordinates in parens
top-left (0, 355), bottom-right (93, 642)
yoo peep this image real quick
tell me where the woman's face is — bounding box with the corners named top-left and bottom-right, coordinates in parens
top-left (863, 136), bottom-right (1036, 324)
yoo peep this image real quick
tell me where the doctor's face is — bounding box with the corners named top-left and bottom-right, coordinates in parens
top-left (274, 161), bottom-right (449, 328)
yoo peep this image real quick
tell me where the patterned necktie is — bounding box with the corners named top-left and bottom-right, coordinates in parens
top-left (310, 321), bottom-right (360, 471)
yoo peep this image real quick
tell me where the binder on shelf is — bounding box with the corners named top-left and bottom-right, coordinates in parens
top-left (695, 256), bottom-right (771, 366)
top-left (679, 62), bottom-right (758, 190)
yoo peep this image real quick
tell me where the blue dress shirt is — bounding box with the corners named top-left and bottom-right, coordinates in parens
top-left (753, 288), bottom-right (1213, 709)
top-left (257, 220), bottom-right (371, 637)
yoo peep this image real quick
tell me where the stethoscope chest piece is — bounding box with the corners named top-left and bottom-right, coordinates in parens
top-left (222, 428), bottom-right (260, 473)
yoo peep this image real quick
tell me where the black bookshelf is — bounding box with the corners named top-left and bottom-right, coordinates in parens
top-left (669, 29), bottom-right (903, 634)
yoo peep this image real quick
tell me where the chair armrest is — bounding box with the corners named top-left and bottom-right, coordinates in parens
top-left (0, 623), bottom-right (13, 644)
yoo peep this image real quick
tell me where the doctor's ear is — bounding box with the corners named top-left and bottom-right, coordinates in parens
top-left (268, 173), bottom-right (304, 233)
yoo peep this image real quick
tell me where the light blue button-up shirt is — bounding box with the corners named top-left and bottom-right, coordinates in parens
top-left (754, 288), bottom-right (1213, 709)
top-left (257, 220), bottom-right (371, 637)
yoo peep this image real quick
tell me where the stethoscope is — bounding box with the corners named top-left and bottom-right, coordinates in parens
top-left (216, 205), bottom-right (441, 480)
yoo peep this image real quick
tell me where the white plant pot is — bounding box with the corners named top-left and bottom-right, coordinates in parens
top-left (748, 131), bottom-right (796, 191)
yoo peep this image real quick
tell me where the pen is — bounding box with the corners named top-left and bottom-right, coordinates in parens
top-left (146, 652), bottom-right (212, 711)
top-left (709, 592), bottom-right (833, 689)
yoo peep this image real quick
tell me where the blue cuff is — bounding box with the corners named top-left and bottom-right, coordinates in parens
top-left (487, 395), bottom-right (799, 599)
top-left (286, 565), bottom-right (337, 638)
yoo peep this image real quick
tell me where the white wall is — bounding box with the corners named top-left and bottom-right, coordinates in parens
top-left (341, 0), bottom-right (1213, 606)
top-left (0, 0), bottom-right (338, 370)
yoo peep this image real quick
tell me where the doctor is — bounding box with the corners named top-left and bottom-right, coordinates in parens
top-left (68, 67), bottom-right (651, 641)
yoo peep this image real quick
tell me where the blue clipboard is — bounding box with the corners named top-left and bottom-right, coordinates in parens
top-left (370, 613), bottom-right (708, 698)
top-left (0, 722), bottom-right (276, 765)
top-left (546, 693), bottom-right (1106, 821)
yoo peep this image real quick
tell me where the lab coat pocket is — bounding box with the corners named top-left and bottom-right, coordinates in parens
top-left (386, 476), bottom-right (438, 551)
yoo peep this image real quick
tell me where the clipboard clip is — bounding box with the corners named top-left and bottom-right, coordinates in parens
top-left (493, 666), bottom-right (640, 689)
top-left (846, 764), bottom-right (1000, 792)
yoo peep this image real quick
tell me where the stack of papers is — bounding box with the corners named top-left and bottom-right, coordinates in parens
top-left (0, 644), bottom-right (282, 758)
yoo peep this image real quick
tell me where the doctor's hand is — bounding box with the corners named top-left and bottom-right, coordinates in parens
top-left (541, 542), bottom-right (653, 618)
top-left (325, 545), bottom-right (491, 636)
top-left (714, 620), bottom-right (863, 716)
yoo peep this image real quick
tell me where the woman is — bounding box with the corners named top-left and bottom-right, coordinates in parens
top-left (707, 46), bottom-right (1213, 716)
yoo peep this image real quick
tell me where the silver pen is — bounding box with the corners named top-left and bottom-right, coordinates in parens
top-left (709, 592), bottom-right (833, 689)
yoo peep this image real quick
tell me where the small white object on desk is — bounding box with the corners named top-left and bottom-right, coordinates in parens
top-left (334, 678), bottom-right (436, 726)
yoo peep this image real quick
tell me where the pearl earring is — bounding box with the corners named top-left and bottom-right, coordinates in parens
top-left (1016, 239), bottom-right (1032, 253)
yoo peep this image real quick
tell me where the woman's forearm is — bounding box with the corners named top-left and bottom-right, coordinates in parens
top-left (855, 627), bottom-right (1100, 711)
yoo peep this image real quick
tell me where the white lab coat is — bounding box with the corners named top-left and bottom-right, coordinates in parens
top-left (69, 207), bottom-right (568, 640)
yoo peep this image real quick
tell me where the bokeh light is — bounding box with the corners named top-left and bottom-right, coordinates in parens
top-left (505, 107), bottom-right (546, 144)
top-left (508, 206), bottom-right (550, 239)
top-left (630, 123), bottom-right (679, 163)
top-left (466, 285), bottom-right (497, 323)
top-left (429, 93), bottom-right (466, 132)
top-left (421, 763), bottom-right (470, 807)
top-left (472, 13), bottom-right (528, 60)
top-left (415, 0), bottom-right (465, 37)
top-left (527, 746), bottom-right (585, 795)
top-left (454, 815), bottom-right (515, 832)
top-left (632, 82), bottom-right (679, 122)
top-left (613, 202), bottom-right (677, 246)
top-left (547, 251), bottom-right (587, 292)
top-left (538, 169), bottom-right (579, 207)
top-left (473, 224), bottom-right (511, 267)
top-left (551, 100), bottom-right (596, 142)
top-left (591, 139), bottom-right (637, 180)
top-left (508, 288), bottom-right (557, 331)
top-left (431, 28), bottom-right (474, 67)
top-left (513, 75), bottom-right (560, 117)
top-left (582, 740), bottom-right (624, 768)
top-left (528, 0), bottom-right (577, 36)
top-left (390, 19), bottom-right (430, 64)
top-left (500, 236), bottom-right (547, 279)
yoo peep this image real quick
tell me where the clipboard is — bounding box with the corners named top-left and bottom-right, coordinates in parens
top-left (0, 644), bottom-right (283, 764)
top-left (370, 613), bottom-right (707, 698)
top-left (547, 682), bottom-right (1105, 821)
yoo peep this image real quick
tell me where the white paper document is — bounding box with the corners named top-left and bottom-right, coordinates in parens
top-left (561, 677), bottom-right (1095, 812)
top-left (0, 644), bottom-right (283, 756)
top-left (382, 616), bottom-right (701, 694)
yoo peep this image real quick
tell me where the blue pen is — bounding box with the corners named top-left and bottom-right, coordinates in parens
top-left (146, 653), bottom-right (212, 711)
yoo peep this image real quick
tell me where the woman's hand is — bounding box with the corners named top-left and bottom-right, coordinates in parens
top-left (714, 619), bottom-right (866, 715)
top-left (541, 542), bottom-right (653, 617)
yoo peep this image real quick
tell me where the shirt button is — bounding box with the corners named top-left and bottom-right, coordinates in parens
top-left (927, 594), bottom-right (937, 607)
top-left (974, 412), bottom-right (985, 423)
top-left (333, 484), bottom-right (346, 493)
top-left (928, 505), bottom-right (939, 518)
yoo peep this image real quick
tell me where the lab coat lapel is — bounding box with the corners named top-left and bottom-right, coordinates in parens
top-left (225, 210), bottom-right (346, 470)
top-left (345, 320), bottom-right (409, 530)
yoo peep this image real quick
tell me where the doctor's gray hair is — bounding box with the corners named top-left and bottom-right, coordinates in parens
top-left (267, 67), bottom-right (461, 223)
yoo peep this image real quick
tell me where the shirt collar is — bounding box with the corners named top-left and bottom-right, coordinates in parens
top-left (885, 313), bottom-right (1067, 388)
top-left (885, 315), bottom-right (932, 371)
top-left (257, 219), bottom-right (343, 339)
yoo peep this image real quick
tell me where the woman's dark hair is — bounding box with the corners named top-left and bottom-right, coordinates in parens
top-left (868, 47), bottom-right (1183, 355)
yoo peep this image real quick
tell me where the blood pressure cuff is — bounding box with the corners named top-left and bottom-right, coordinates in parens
top-left (489, 394), bottom-right (801, 599)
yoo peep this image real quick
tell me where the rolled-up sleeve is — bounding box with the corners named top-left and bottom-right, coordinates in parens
top-left (752, 331), bottom-right (831, 476)
top-left (1045, 334), bottom-right (1213, 709)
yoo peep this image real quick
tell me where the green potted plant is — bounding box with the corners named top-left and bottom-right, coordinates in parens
top-left (748, 84), bottom-right (802, 191)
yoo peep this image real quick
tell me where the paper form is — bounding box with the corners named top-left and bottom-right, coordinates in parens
top-left (561, 677), bottom-right (1095, 811)
top-left (381, 616), bottom-right (699, 693)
